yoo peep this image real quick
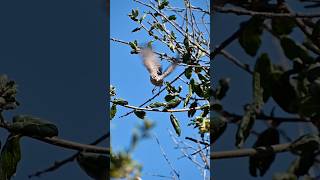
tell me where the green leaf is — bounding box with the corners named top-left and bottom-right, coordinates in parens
top-left (185, 67), bottom-right (193, 79)
top-left (249, 128), bottom-right (279, 177)
top-left (235, 104), bottom-right (256, 148)
top-left (158, 0), bottom-right (169, 10)
top-left (254, 53), bottom-right (272, 102)
top-left (128, 9), bottom-right (139, 21)
top-left (131, 27), bottom-right (142, 32)
top-left (280, 36), bottom-right (313, 62)
top-left (238, 17), bottom-right (264, 56)
top-left (110, 104), bottom-right (117, 120)
top-left (146, 102), bottom-right (165, 108)
top-left (271, 17), bottom-right (296, 35)
top-left (200, 104), bottom-right (210, 117)
top-left (164, 94), bottom-right (176, 102)
top-left (253, 72), bottom-right (264, 110)
top-left (0, 134), bottom-right (21, 180)
top-left (188, 101), bottom-right (198, 117)
top-left (288, 154), bottom-right (316, 177)
top-left (184, 83), bottom-right (193, 107)
top-left (211, 101), bottom-right (223, 112)
top-left (298, 95), bottom-right (320, 117)
top-left (270, 71), bottom-right (299, 114)
top-left (134, 110), bottom-right (146, 119)
top-left (215, 78), bottom-right (230, 100)
top-left (289, 134), bottom-right (320, 155)
top-left (168, 15), bottom-right (176, 20)
top-left (112, 98), bottom-right (128, 106)
top-left (77, 153), bottom-right (108, 180)
top-left (164, 98), bottom-right (181, 109)
top-left (11, 115), bottom-right (58, 137)
top-left (170, 114), bottom-right (181, 136)
top-left (210, 114), bottom-right (227, 143)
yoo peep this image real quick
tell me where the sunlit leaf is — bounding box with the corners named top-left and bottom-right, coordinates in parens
top-left (170, 114), bottom-right (181, 136)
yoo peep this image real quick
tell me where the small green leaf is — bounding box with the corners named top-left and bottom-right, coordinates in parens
top-left (165, 98), bottom-right (181, 109)
top-left (238, 17), bottom-right (264, 56)
top-left (288, 154), bottom-right (316, 177)
top-left (254, 53), bottom-right (272, 102)
top-left (170, 114), bottom-right (181, 136)
top-left (11, 115), bottom-right (58, 137)
top-left (185, 67), bottom-right (193, 79)
top-left (280, 36), bottom-right (313, 62)
top-left (168, 15), bottom-right (176, 20)
top-left (113, 98), bottom-right (128, 106)
top-left (146, 102), bottom-right (165, 108)
top-left (249, 128), bottom-right (279, 177)
top-left (235, 104), bottom-right (256, 148)
top-left (253, 72), bottom-right (264, 110)
top-left (158, 0), bottom-right (169, 10)
top-left (77, 153), bottom-right (108, 180)
top-left (289, 134), bottom-right (320, 155)
top-left (271, 71), bottom-right (299, 114)
top-left (211, 114), bottom-right (227, 143)
top-left (134, 110), bottom-right (146, 119)
top-left (215, 78), bottom-right (230, 100)
top-left (184, 83), bottom-right (193, 107)
top-left (188, 101), bottom-right (198, 117)
top-left (110, 104), bottom-right (117, 120)
top-left (164, 94), bottom-right (176, 102)
top-left (271, 17), bottom-right (296, 35)
top-left (131, 27), bottom-right (142, 32)
top-left (0, 134), bottom-right (21, 180)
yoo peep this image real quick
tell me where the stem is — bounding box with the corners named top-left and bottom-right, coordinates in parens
top-left (211, 143), bottom-right (291, 159)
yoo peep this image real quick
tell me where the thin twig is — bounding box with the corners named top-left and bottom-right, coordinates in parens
top-left (213, 6), bottom-right (320, 18)
top-left (28, 133), bottom-right (109, 178)
top-left (154, 134), bottom-right (180, 179)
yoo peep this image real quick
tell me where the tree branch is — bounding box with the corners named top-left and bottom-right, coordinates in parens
top-left (213, 6), bottom-right (320, 18)
top-left (113, 101), bottom-right (204, 113)
top-left (0, 121), bottom-right (109, 155)
top-left (211, 143), bottom-right (291, 159)
top-left (28, 133), bottom-right (109, 178)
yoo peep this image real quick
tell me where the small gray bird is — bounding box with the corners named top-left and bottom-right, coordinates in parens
top-left (140, 48), bottom-right (178, 93)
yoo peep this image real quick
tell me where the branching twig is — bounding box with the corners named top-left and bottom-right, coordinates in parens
top-left (28, 133), bottom-right (109, 178)
top-left (213, 6), bottom-right (320, 18)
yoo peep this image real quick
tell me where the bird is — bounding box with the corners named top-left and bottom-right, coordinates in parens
top-left (140, 47), bottom-right (178, 93)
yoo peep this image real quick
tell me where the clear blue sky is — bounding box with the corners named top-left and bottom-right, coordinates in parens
top-left (0, 0), bottom-right (107, 179)
top-left (111, 0), bottom-right (210, 180)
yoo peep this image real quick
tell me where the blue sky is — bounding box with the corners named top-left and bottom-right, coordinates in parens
top-left (110, 0), bottom-right (210, 179)
top-left (0, 0), bottom-right (107, 179)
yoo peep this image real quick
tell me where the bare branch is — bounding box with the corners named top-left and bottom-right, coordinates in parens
top-left (211, 143), bottom-right (291, 159)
